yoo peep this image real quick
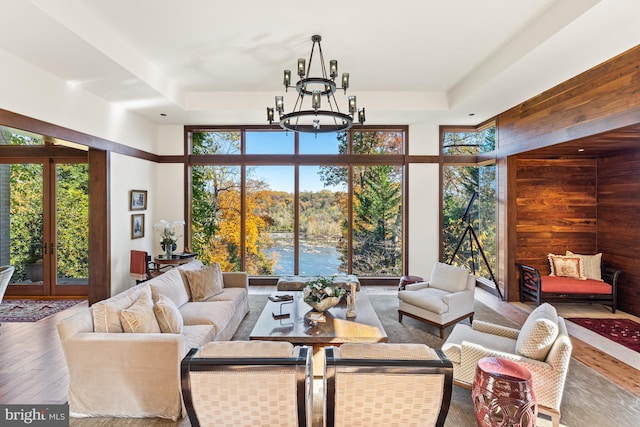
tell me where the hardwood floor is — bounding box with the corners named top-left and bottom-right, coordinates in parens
top-left (1, 286), bottom-right (638, 427)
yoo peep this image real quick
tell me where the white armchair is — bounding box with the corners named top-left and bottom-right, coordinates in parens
top-left (442, 303), bottom-right (572, 427)
top-left (398, 262), bottom-right (475, 338)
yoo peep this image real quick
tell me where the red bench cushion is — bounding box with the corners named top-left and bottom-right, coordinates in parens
top-left (541, 276), bottom-right (612, 295)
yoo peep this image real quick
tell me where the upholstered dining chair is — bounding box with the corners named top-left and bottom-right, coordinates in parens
top-left (442, 303), bottom-right (572, 427)
top-left (324, 343), bottom-right (453, 427)
top-left (398, 262), bottom-right (476, 338)
top-left (181, 341), bottom-right (313, 427)
top-left (129, 250), bottom-right (166, 283)
top-left (0, 265), bottom-right (15, 328)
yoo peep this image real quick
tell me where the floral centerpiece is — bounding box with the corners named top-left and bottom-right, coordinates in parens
top-left (153, 219), bottom-right (185, 258)
top-left (303, 276), bottom-right (346, 312)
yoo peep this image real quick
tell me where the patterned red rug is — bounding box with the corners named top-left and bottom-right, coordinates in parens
top-left (0, 299), bottom-right (84, 322)
top-left (568, 317), bottom-right (640, 353)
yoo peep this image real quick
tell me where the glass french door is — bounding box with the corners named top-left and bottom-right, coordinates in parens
top-left (2, 158), bottom-right (88, 297)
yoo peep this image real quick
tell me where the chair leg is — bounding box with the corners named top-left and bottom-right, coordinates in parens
top-left (538, 405), bottom-right (560, 427)
top-left (439, 327), bottom-right (445, 339)
top-left (398, 311), bottom-right (403, 322)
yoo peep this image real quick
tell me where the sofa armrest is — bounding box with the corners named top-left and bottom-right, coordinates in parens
top-left (222, 271), bottom-right (249, 289)
top-left (404, 281), bottom-right (430, 291)
top-left (59, 332), bottom-right (185, 420)
top-left (472, 320), bottom-right (521, 339)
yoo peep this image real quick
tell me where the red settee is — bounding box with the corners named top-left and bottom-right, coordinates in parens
top-left (517, 263), bottom-right (621, 313)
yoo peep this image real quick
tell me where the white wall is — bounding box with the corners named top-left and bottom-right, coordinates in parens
top-left (111, 153), bottom-right (156, 294)
top-left (0, 50), bottom-right (156, 152)
top-left (406, 121), bottom-right (442, 275)
top-left (407, 163), bottom-right (440, 278)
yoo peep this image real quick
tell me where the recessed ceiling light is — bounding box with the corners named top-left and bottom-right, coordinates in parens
top-left (160, 113), bottom-right (167, 117)
top-left (577, 148), bottom-right (585, 152)
top-left (468, 113), bottom-right (475, 116)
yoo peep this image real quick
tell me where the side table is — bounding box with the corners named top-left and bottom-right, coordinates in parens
top-left (472, 357), bottom-right (537, 427)
top-left (398, 275), bottom-right (424, 291)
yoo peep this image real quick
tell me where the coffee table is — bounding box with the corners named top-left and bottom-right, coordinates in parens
top-left (250, 291), bottom-right (388, 374)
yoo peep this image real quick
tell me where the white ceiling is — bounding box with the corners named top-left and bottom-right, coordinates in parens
top-left (1, 0), bottom-right (640, 127)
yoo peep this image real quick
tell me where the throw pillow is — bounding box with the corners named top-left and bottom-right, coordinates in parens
top-left (429, 262), bottom-right (470, 293)
top-left (183, 263), bottom-right (224, 302)
top-left (154, 294), bottom-right (184, 334)
top-left (92, 284), bottom-right (152, 333)
top-left (120, 292), bottom-right (161, 333)
top-left (566, 251), bottom-right (603, 281)
top-left (515, 303), bottom-right (559, 361)
top-left (548, 254), bottom-right (584, 279)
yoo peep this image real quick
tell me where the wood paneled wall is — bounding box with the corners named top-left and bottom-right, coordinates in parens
top-left (498, 46), bottom-right (640, 157)
top-left (515, 158), bottom-right (598, 273)
top-left (497, 44), bottom-right (640, 314)
top-left (597, 151), bottom-right (640, 315)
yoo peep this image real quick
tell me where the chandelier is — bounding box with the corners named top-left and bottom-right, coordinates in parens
top-left (267, 35), bottom-right (365, 133)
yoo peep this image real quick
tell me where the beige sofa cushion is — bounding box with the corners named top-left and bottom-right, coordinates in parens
top-left (429, 262), bottom-right (469, 293)
top-left (179, 301), bottom-right (235, 336)
top-left (148, 268), bottom-right (190, 308)
top-left (183, 264), bottom-right (224, 302)
top-left (92, 284), bottom-right (152, 333)
top-left (120, 292), bottom-right (161, 333)
top-left (154, 294), bottom-right (184, 334)
top-left (515, 303), bottom-right (559, 360)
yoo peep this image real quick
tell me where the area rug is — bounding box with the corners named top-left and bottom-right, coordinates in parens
top-left (568, 317), bottom-right (640, 353)
top-left (231, 294), bottom-right (640, 427)
top-left (0, 299), bottom-right (83, 322)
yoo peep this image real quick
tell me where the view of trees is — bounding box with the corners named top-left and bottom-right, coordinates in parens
top-left (4, 133), bottom-right (89, 282)
top-left (190, 129), bottom-right (404, 276)
top-left (442, 127), bottom-right (496, 280)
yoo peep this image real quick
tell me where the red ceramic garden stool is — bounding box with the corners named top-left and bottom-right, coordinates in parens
top-left (398, 275), bottom-right (424, 291)
top-left (472, 357), bottom-right (537, 427)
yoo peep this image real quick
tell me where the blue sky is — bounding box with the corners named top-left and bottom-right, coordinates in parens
top-left (246, 131), bottom-right (346, 193)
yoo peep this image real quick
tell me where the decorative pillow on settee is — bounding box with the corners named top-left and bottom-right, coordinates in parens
top-left (566, 251), bottom-right (603, 281)
top-left (548, 254), bottom-right (584, 279)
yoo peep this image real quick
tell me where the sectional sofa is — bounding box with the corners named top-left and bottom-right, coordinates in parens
top-left (56, 260), bottom-right (249, 420)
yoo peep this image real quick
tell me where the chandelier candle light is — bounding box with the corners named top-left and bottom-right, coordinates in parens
top-left (267, 35), bottom-right (365, 133)
top-left (153, 220), bottom-right (185, 259)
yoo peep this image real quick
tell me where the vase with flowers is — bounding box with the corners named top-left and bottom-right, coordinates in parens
top-left (303, 276), bottom-right (346, 312)
top-left (153, 219), bottom-right (185, 259)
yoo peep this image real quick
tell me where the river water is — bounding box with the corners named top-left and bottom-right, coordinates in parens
top-left (263, 234), bottom-right (344, 275)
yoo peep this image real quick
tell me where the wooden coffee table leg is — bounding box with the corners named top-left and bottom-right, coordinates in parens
top-left (312, 344), bottom-right (327, 378)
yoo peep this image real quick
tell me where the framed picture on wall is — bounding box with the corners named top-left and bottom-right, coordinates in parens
top-left (130, 190), bottom-right (147, 211)
top-left (131, 213), bottom-right (145, 239)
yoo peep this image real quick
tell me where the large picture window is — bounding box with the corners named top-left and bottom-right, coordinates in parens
top-left (188, 127), bottom-right (406, 277)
